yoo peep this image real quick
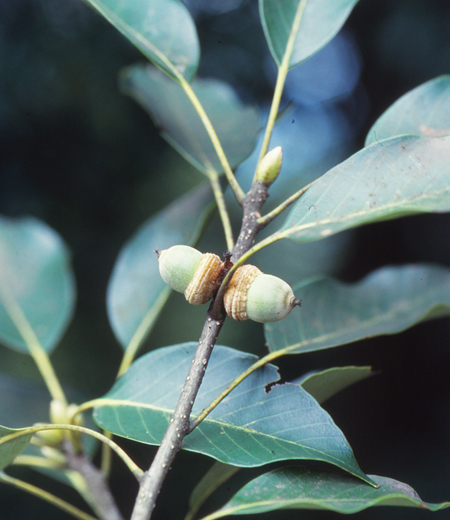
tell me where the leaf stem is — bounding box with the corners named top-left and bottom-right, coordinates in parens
top-left (207, 168), bottom-right (234, 251)
top-left (0, 289), bottom-right (67, 405)
top-left (257, 182), bottom-right (312, 227)
top-left (0, 424), bottom-right (143, 480)
top-left (189, 350), bottom-right (284, 431)
top-left (0, 471), bottom-right (99, 520)
top-left (117, 288), bottom-right (171, 378)
top-left (255, 0), bottom-right (309, 179)
top-left (179, 79), bottom-right (245, 204)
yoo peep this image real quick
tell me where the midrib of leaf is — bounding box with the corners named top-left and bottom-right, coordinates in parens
top-left (282, 183), bottom-right (450, 239)
top-left (96, 400), bottom-right (356, 465)
top-left (86, 1), bottom-right (184, 82)
top-left (271, 287), bottom-right (449, 354)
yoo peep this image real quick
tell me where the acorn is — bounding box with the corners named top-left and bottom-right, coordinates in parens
top-left (223, 264), bottom-right (300, 323)
top-left (156, 245), bottom-right (223, 305)
top-left (157, 245), bottom-right (300, 323)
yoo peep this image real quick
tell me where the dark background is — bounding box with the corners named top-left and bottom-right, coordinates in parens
top-left (1, 0), bottom-right (450, 519)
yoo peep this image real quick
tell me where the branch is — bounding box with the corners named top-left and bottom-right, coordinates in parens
top-left (130, 310), bottom-right (226, 520)
top-left (131, 182), bottom-right (271, 520)
top-left (64, 441), bottom-right (125, 520)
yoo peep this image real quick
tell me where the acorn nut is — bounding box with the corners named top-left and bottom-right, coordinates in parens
top-left (224, 264), bottom-right (300, 323)
top-left (157, 245), bottom-right (223, 305)
top-left (157, 245), bottom-right (300, 323)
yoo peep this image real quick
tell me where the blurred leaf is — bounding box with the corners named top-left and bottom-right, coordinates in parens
top-left (94, 344), bottom-right (373, 484)
top-left (83, 0), bottom-right (199, 81)
top-left (186, 462), bottom-right (240, 520)
top-left (265, 264), bottom-right (450, 354)
top-left (0, 373), bottom-right (50, 428)
top-left (259, 0), bottom-right (359, 69)
top-left (0, 426), bottom-right (33, 470)
top-left (107, 183), bottom-right (213, 349)
top-left (281, 136), bottom-right (450, 243)
top-left (297, 367), bottom-right (373, 403)
top-left (201, 466), bottom-right (450, 518)
top-left (0, 217), bottom-right (76, 354)
top-left (121, 65), bottom-right (260, 175)
top-left (366, 75), bottom-right (450, 146)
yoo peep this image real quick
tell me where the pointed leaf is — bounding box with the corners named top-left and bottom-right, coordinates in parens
top-left (121, 65), bottom-right (260, 175)
top-left (202, 466), bottom-right (450, 518)
top-left (281, 136), bottom-right (450, 243)
top-left (266, 264), bottom-right (450, 354)
top-left (0, 426), bottom-right (33, 470)
top-left (260, 0), bottom-right (360, 69)
top-left (0, 217), bottom-right (76, 354)
top-left (297, 366), bottom-right (373, 403)
top-left (94, 344), bottom-right (373, 484)
top-left (107, 183), bottom-right (213, 349)
top-left (84, 0), bottom-right (199, 81)
top-left (366, 75), bottom-right (450, 146)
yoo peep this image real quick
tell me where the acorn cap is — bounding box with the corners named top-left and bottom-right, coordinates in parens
top-left (223, 265), bottom-right (262, 321)
top-left (184, 252), bottom-right (223, 305)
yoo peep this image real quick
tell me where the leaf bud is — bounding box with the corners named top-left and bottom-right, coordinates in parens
top-left (255, 146), bottom-right (283, 186)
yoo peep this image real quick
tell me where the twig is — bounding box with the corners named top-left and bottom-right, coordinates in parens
top-left (130, 310), bottom-right (226, 520)
top-left (64, 441), bottom-right (125, 520)
top-left (130, 182), bottom-right (271, 520)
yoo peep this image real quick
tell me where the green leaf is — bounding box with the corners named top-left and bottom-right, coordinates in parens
top-left (83, 0), bottom-right (199, 81)
top-left (298, 367), bottom-right (373, 403)
top-left (202, 466), bottom-right (450, 518)
top-left (121, 65), bottom-right (260, 175)
top-left (0, 426), bottom-right (33, 470)
top-left (366, 75), bottom-right (450, 146)
top-left (107, 183), bottom-right (213, 349)
top-left (0, 217), bottom-right (76, 354)
top-left (94, 343), bottom-right (373, 484)
top-left (280, 136), bottom-right (450, 243)
top-left (260, 0), bottom-right (360, 69)
top-left (265, 264), bottom-right (450, 354)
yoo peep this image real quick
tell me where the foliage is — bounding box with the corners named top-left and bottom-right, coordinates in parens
top-left (1, 1), bottom-right (450, 520)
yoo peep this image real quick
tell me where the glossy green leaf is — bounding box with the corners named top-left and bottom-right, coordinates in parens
top-left (0, 217), bottom-right (76, 354)
top-left (297, 366), bottom-right (373, 403)
top-left (107, 183), bottom-right (213, 349)
top-left (94, 343), bottom-right (373, 484)
top-left (187, 462), bottom-right (240, 520)
top-left (121, 65), bottom-right (260, 176)
top-left (260, 0), bottom-right (359, 69)
top-left (281, 136), bottom-right (450, 243)
top-left (0, 426), bottom-right (33, 470)
top-left (366, 75), bottom-right (450, 146)
top-left (266, 264), bottom-right (450, 354)
top-left (83, 0), bottom-right (199, 81)
top-left (202, 466), bottom-right (450, 518)
top-left (187, 365), bottom-right (373, 519)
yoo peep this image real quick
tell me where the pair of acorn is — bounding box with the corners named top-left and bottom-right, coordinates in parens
top-left (157, 245), bottom-right (300, 323)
